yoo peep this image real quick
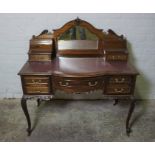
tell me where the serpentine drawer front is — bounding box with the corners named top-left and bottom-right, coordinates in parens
top-left (53, 76), bottom-right (104, 93)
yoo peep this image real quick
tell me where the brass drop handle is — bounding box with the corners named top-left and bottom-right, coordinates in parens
top-left (59, 81), bottom-right (69, 87)
top-left (32, 79), bottom-right (41, 84)
top-left (36, 90), bottom-right (41, 93)
top-left (114, 88), bottom-right (124, 93)
top-left (112, 56), bottom-right (115, 59)
top-left (115, 78), bottom-right (125, 83)
top-left (88, 81), bottom-right (98, 87)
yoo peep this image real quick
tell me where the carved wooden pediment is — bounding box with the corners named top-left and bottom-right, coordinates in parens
top-left (53, 17), bottom-right (125, 41)
top-left (53, 17), bottom-right (105, 40)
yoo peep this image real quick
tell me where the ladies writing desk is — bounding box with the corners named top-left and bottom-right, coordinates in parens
top-left (18, 18), bottom-right (139, 136)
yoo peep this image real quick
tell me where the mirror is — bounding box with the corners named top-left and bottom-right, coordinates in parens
top-left (58, 26), bottom-right (99, 50)
top-left (58, 26), bottom-right (98, 40)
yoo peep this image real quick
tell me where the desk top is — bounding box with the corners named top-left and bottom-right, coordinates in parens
top-left (18, 57), bottom-right (139, 77)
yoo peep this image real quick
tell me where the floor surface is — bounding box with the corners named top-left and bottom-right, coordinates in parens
top-left (0, 99), bottom-right (155, 142)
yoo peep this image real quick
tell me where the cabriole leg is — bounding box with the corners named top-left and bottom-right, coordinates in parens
top-left (126, 98), bottom-right (135, 136)
top-left (21, 97), bottom-right (32, 136)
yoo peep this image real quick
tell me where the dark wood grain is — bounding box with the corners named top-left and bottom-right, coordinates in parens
top-left (28, 53), bottom-right (52, 61)
top-left (30, 38), bottom-right (53, 53)
top-left (18, 57), bottom-right (138, 76)
top-left (18, 18), bottom-right (139, 136)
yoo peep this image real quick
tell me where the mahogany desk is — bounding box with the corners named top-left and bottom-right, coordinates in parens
top-left (18, 18), bottom-right (139, 136)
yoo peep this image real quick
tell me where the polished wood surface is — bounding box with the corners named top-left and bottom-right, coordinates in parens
top-left (18, 18), bottom-right (139, 136)
top-left (19, 62), bottom-right (54, 75)
top-left (30, 39), bottom-right (53, 52)
top-left (23, 76), bottom-right (50, 84)
top-left (53, 76), bottom-right (104, 93)
top-left (28, 53), bottom-right (52, 61)
top-left (28, 30), bottom-right (54, 63)
top-left (18, 57), bottom-right (138, 76)
top-left (53, 18), bottom-right (127, 59)
top-left (19, 57), bottom-right (138, 96)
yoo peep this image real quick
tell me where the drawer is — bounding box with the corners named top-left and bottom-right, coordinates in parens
top-left (29, 54), bottom-right (51, 61)
top-left (30, 39), bottom-right (53, 53)
top-left (53, 76), bottom-right (104, 93)
top-left (25, 86), bottom-right (50, 94)
top-left (105, 84), bottom-right (131, 95)
top-left (30, 44), bottom-right (52, 51)
top-left (108, 76), bottom-right (132, 84)
top-left (23, 76), bottom-right (50, 85)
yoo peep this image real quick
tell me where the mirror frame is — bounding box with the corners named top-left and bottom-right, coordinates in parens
top-left (53, 18), bottom-right (125, 57)
top-left (53, 18), bottom-right (105, 57)
top-left (53, 17), bottom-right (105, 40)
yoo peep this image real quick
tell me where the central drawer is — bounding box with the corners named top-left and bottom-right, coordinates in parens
top-left (53, 76), bottom-right (104, 93)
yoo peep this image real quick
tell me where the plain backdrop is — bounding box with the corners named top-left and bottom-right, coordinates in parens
top-left (0, 13), bottom-right (155, 99)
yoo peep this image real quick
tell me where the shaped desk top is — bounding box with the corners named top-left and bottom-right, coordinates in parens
top-left (18, 57), bottom-right (138, 77)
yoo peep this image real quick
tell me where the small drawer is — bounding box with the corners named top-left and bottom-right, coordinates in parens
top-left (105, 84), bottom-right (131, 95)
top-left (30, 39), bottom-right (53, 53)
top-left (30, 45), bottom-right (52, 53)
top-left (25, 86), bottom-right (50, 94)
top-left (23, 76), bottom-right (50, 85)
top-left (29, 54), bottom-right (51, 61)
top-left (30, 44), bottom-right (52, 51)
top-left (108, 76), bottom-right (131, 84)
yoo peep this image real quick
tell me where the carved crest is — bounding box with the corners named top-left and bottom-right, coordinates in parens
top-left (74, 17), bottom-right (81, 25)
top-left (53, 17), bottom-right (104, 39)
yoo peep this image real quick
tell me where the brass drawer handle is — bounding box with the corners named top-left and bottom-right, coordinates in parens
top-left (88, 81), bottom-right (98, 87)
top-left (114, 88), bottom-right (124, 93)
top-left (36, 90), bottom-right (41, 93)
top-left (115, 78), bottom-right (125, 83)
top-left (32, 79), bottom-right (41, 84)
top-left (59, 81), bottom-right (69, 87)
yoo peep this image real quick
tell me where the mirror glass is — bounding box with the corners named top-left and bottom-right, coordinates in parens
top-left (58, 26), bottom-right (98, 40)
top-left (58, 26), bottom-right (99, 50)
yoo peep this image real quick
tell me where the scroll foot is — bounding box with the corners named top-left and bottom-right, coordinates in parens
top-left (126, 128), bottom-right (132, 136)
top-left (27, 128), bottom-right (32, 136)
